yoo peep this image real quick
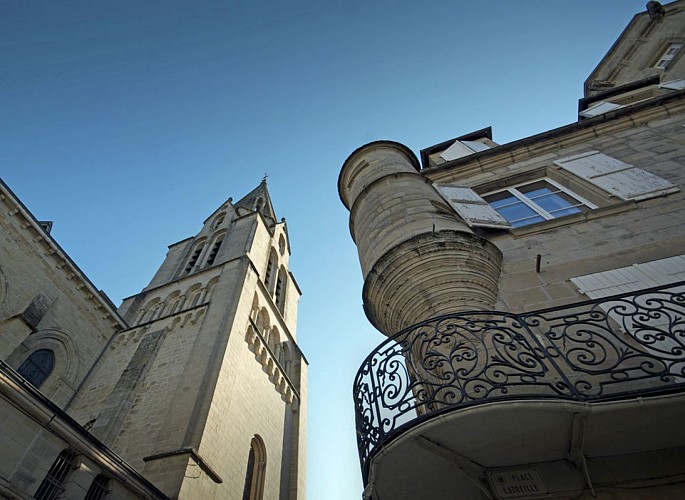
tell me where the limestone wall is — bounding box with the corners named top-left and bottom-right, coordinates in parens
top-left (0, 183), bottom-right (122, 409)
top-left (426, 99), bottom-right (685, 312)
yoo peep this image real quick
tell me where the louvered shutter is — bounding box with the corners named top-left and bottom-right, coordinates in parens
top-left (439, 140), bottom-right (491, 161)
top-left (461, 140), bottom-right (491, 153)
top-left (554, 151), bottom-right (678, 201)
top-left (440, 141), bottom-right (475, 161)
top-left (659, 78), bottom-right (685, 90)
top-left (579, 101), bottom-right (623, 118)
top-left (434, 184), bottom-right (511, 229)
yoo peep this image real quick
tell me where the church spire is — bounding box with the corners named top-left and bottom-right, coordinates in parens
top-left (233, 178), bottom-right (277, 225)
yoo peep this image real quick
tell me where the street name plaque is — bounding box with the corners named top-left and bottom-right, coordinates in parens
top-left (488, 468), bottom-right (548, 498)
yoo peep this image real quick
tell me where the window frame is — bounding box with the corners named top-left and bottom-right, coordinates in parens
top-left (84, 474), bottom-right (110, 500)
top-left (34, 449), bottom-right (77, 500)
top-left (654, 42), bottom-right (682, 69)
top-left (17, 348), bottom-right (55, 389)
top-left (483, 177), bottom-right (598, 228)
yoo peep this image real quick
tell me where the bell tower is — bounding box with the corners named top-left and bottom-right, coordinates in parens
top-left (67, 180), bottom-right (307, 499)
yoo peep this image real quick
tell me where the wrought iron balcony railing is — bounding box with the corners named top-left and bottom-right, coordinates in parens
top-left (354, 282), bottom-right (685, 478)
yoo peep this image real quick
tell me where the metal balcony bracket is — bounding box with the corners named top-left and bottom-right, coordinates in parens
top-left (569, 412), bottom-right (596, 497)
top-left (362, 462), bottom-right (378, 500)
top-left (416, 435), bottom-right (494, 499)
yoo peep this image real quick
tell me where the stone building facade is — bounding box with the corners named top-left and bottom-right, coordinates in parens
top-left (0, 179), bottom-right (306, 499)
top-left (341, 1), bottom-right (685, 499)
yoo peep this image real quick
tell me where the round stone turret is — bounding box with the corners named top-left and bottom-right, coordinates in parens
top-left (339, 141), bottom-right (503, 336)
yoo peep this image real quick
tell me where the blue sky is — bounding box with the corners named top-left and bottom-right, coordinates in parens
top-left (1, 1), bottom-right (649, 498)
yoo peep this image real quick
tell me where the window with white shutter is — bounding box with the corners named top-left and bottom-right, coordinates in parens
top-left (481, 178), bottom-right (596, 228)
top-left (578, 101), bottom-right (624, 118)
top-left (572, 255), bottom-right (685, 297)
top-left (554, 151), bottom-right (678, 201)
top-left (571, 255), bottom-right (685, 364)
top-left (659, 78), bottom-right (685, 90)
top-left (654, 42), bottom-right (682, 69)
top-left (433, 184), bottom-right (511, 229)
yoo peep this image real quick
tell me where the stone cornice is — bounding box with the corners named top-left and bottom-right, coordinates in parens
top-left (0, 361), bottom-right (168, 499)
top-left (0, 179), bottom-right (126, 330)
top-left (423, 90), bottom-right (685, 184)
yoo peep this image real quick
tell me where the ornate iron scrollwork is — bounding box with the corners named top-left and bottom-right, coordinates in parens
top-left (353, 282), bottom-right (685, 477)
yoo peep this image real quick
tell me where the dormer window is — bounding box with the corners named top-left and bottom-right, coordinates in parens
top-left (655, 42), bottom-right (682, 69)
top-left (439, 140), bottom-right (491, 162)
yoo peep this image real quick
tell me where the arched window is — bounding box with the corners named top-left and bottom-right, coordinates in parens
top-left (265, 249), bottom-right (277, 293)
top-left (184, 241), bottom-right (205, 275)
top-left (278, 235), bottom-right (286, 256)
top-left (250, 294), bottom-right (260, 322)
top-left (18, 349), bottom-right (54, 389)
top-left (146, 302), bottom-right (163, 322)
top-left (135, 308), bottom-right (147, 326)
top-left (34, 449), bottom-right (77, 500)
top-left (255, 308), bottom-right (270, 335)
top-left (279, 343), bottom-right (291, 376)
top-left (275, 268), bottom-right (287, 314)
top-left (204, 234), bottom-right (225, 267)
top-left (166, 292), bottom-right (181, 315)
top-left (242, 435), bottom-right (266, 500)
top-left (189, 288), bottom-right (203, 307)
top-left (84, 474), bottom-right (109, 500)
top-left (268, 327), bottom-right (280, 354)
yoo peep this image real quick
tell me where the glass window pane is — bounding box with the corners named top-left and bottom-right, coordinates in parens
top-left (516, 180), bottom-right (551, 194)
top-left (484, 178), bottom-right (592, 228)
top-left (18, 349), bottom-right (54, 388)
top-left (533, 192), bottom-right (577, 212)
top-left (484, 191), bottom-right (518, 209)
top-left (494, 201), bottom-right (538, 223)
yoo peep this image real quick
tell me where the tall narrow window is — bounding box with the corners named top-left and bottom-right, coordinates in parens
top-left (205, 237), bottom-right (224, 267)
top-left (275, 269), bottom-right (287, 313)
top-left (242, 436), bottom-right (266, 500)
top-left (265, 250), bottom-right (278, 293)
top-left (84, 474), bottom-right (109, 500)
top-left (189, 289), bottom-right (203, 307)
top-left (18, 349), bottom-right (54, 389)
top-left (184, 244), bottom-right (204, 274)
top-left (34, 449), bottom-right (77, 500)
top-left (168, 297), bottom-right (181, 315)
top-left (265, 260), bottom-right (274, 286)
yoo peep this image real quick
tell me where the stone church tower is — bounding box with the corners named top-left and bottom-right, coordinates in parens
top-left (0, 178), bottom-right (306, 499)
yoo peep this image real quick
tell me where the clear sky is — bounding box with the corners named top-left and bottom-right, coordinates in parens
top-left (1, 1), bottom-right (650, 498)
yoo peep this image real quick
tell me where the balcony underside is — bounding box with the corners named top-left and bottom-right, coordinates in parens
top-left (366, 394), bottom-right (685, 499)
top-left (354, 283), bottom-right (685, 499)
